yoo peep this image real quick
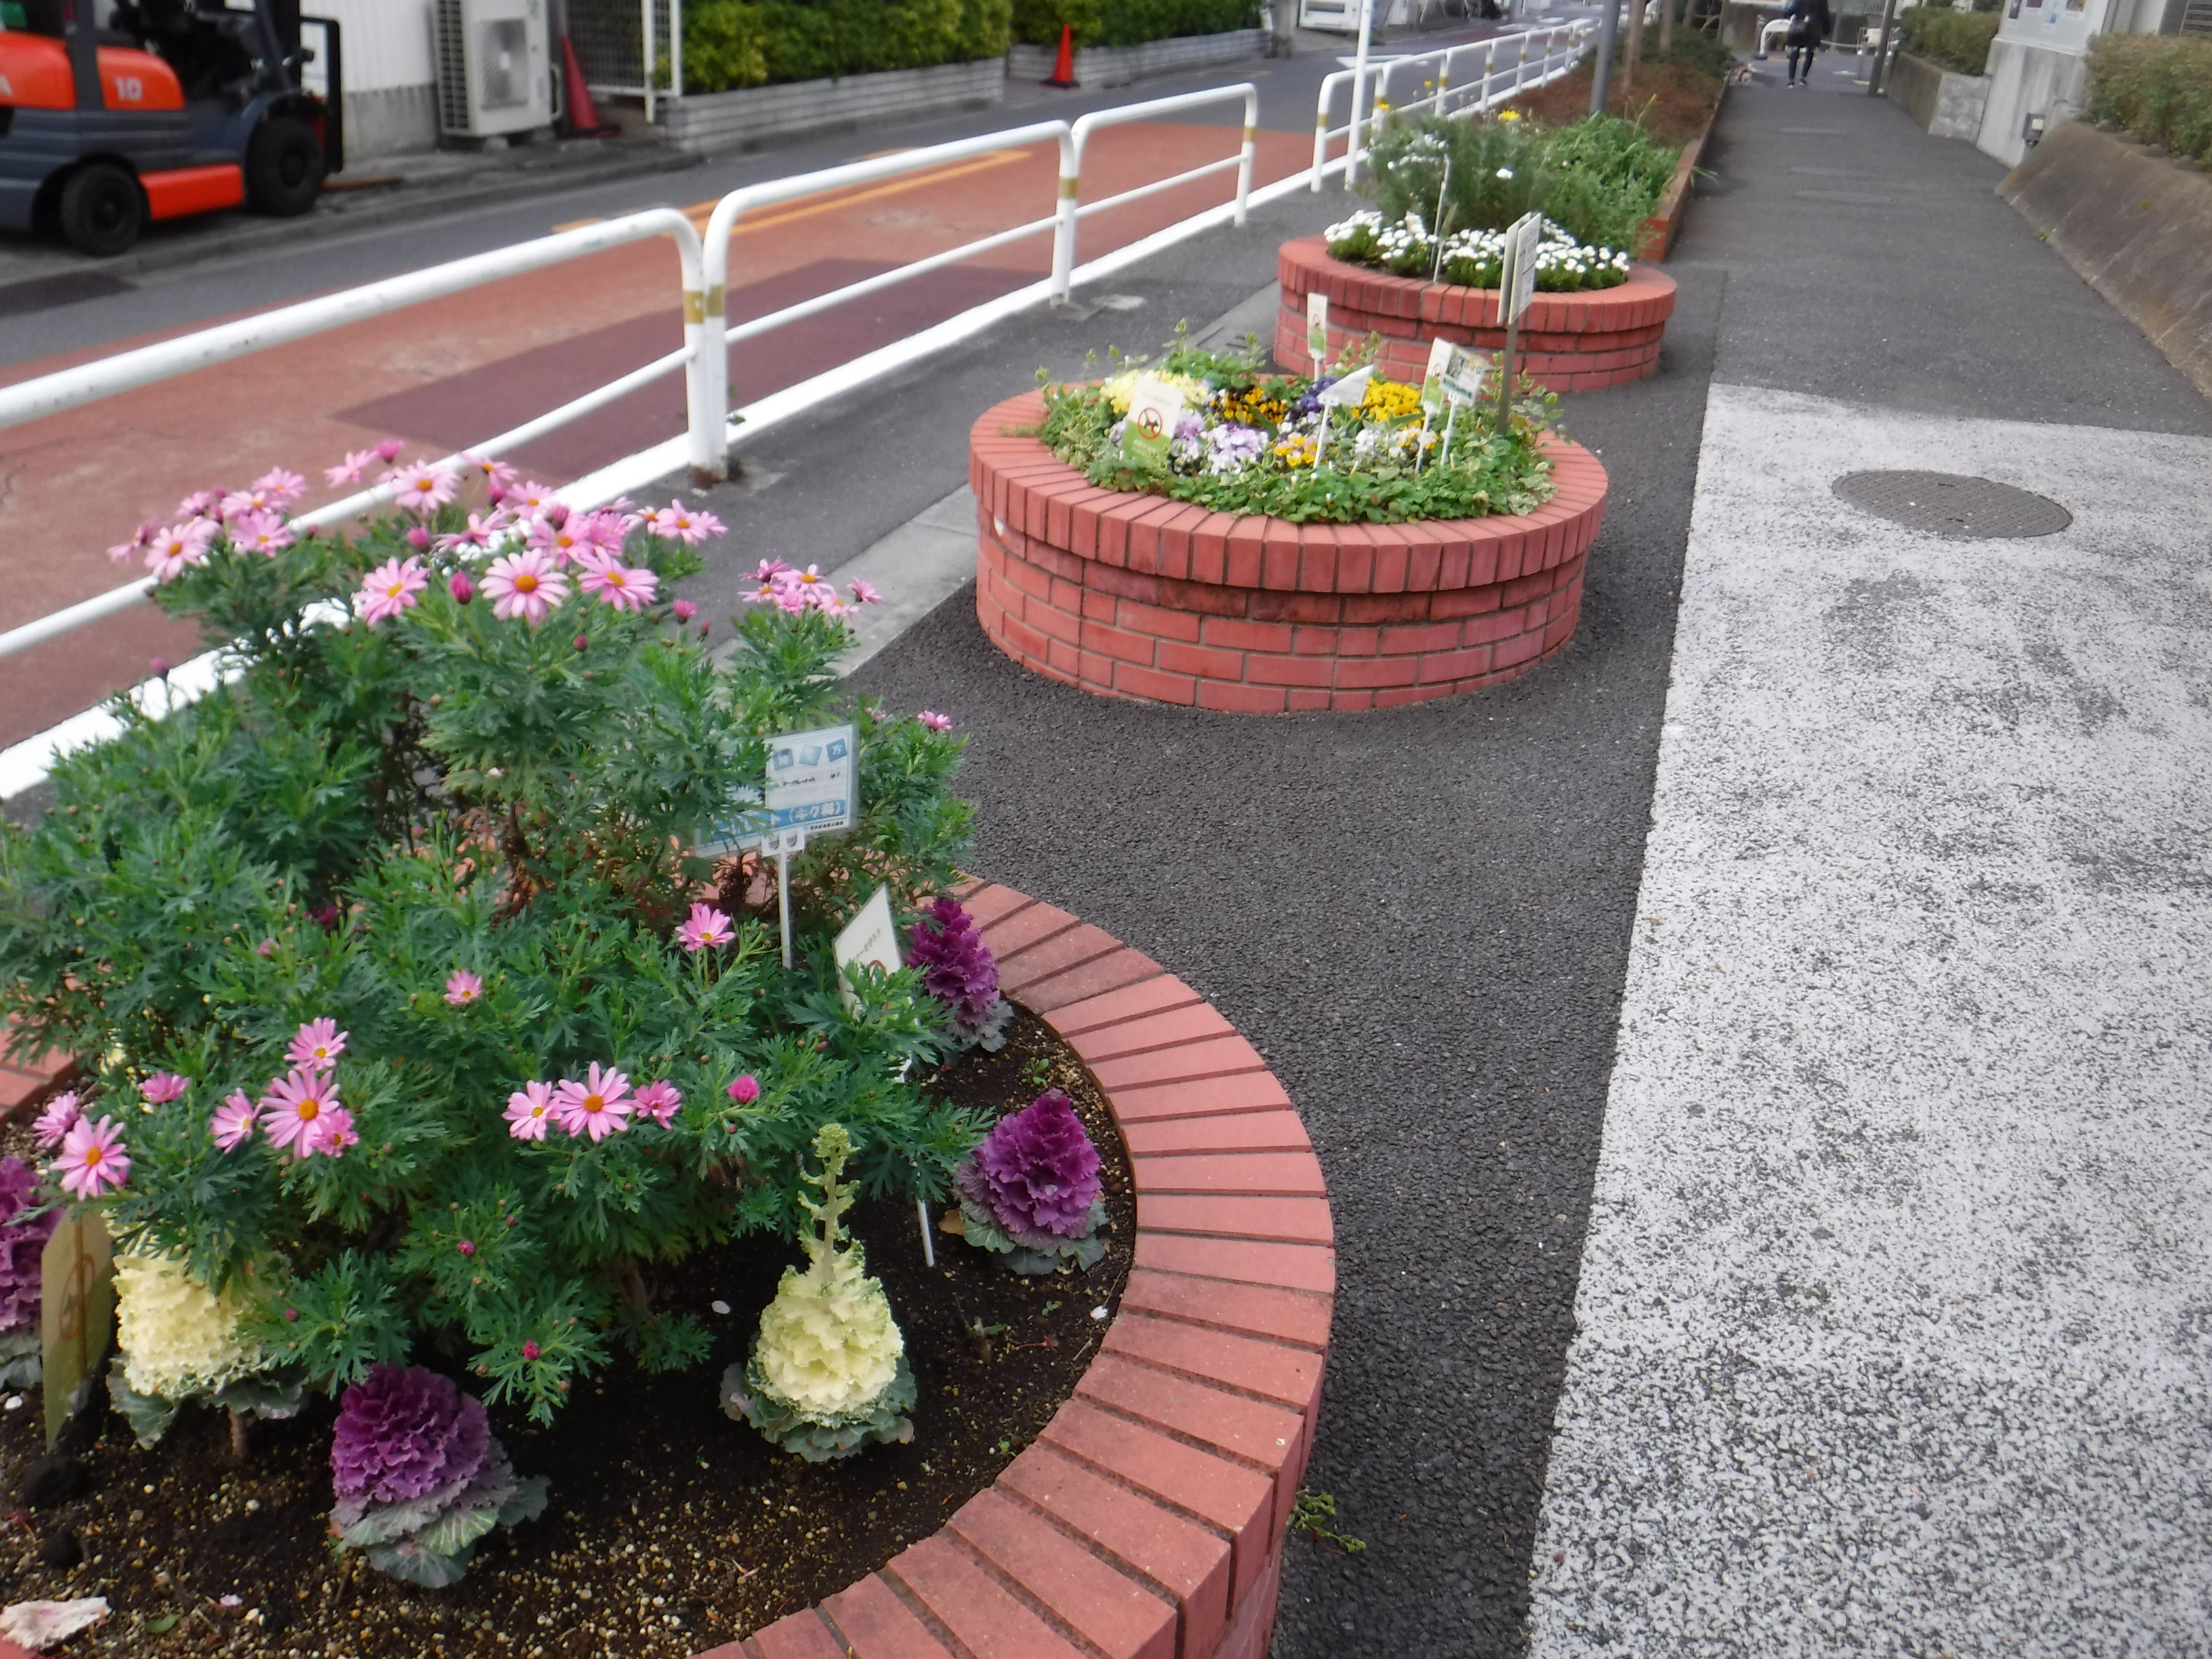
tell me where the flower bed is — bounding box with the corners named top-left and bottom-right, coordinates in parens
top-left (973, 388), bottom-right (1611, 712)
top-left (0, 885), bottom-right (1332, 1659)
top-left (1275, 234), bottom-right (1680, 394)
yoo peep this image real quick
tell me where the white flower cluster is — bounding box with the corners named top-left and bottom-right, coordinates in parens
top-left (1326, 209), bottom-right (1633, 292)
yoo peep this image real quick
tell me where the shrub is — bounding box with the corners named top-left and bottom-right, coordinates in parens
top-left (2089, 33), bottom-right (2212, 164)
top-left (1011, 0), bottom-right (1261, 47)
top-left (0, 463), bottom-right (989, 1427)
top-left (1898, 6), bottom-right (1998, 77)
top-left (683, 0), bottom-right (1012, 93)
top-left (1364, 112), bottom-right (1677, 260)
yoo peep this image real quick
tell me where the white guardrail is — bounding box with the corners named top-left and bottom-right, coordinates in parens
top-left (0, 33), bottom-right (1586, 680)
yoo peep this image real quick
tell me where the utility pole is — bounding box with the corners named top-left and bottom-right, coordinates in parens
top-left (1271, 0), bottom-right (1296, 58)
top-left (1589, 0), bottom-right (1622, 116)
top-left (1868, 0), bottom-right (1901, 94)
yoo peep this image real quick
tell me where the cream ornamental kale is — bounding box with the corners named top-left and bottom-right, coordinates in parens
top-left (907, 897), bottom-right (1012, 1052)
top-left (330, 1364), bottom-right (546, 1588)
top-left (0, 459), bottom-right (994, 1426)
top-left (0, 1156), bottom-right (55, 1388)
top-left (954, 1090), bottom-right (1108, 1275)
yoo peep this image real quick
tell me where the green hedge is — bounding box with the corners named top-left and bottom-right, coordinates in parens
top-left (684, 0), bottom-right (1012, 94)
top-left (1010, 0), bottom-right (1263, 49)
top-left (1898, 6), bottom-right (1997, 77)
top-left (2089, 33), bottom-right (2212, 164)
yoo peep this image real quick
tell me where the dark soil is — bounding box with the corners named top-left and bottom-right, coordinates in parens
top-left (1517, 54), bottom-right (1725, 148)
top-left (0, 1011), bottom-right (1131, 1658)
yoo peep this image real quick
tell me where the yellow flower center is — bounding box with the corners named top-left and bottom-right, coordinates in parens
top-left (582, 1094), bottom-right (605, 1113)
top-left (298, 1099), bottom-right (321, 1121)
top-left (514, 573), bottom-right (539, 594)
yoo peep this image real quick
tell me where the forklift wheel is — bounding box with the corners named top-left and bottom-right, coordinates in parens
top-left (246, 117), bottom-right (326, 218)
top-left (58, 163), bottom-right (146, 259)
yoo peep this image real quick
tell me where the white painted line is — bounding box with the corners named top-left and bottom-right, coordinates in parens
top-left (1530, 384), bottom-right (2212, 1654)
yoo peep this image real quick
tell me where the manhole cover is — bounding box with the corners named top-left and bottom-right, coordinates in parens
top-left (1832, 471), bottom-right (2072, 539)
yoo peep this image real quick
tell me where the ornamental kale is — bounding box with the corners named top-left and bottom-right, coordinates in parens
top-left (908, 897), bottom-right (1012, 1052)
top-left (331, 1364), bottom-right (546, 1587)
top-left (0, 461), bottom-right (994, 1424)
top-left (0, 1155), bottom-right (54, 1387)
top-left (954, 1090), bottom-right (1107, 1274)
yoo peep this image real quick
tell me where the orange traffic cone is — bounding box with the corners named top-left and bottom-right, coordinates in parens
top-left (1047, 23), bottom-right (1078, 88)
top-left (561, 35), bottom-right (618, 136)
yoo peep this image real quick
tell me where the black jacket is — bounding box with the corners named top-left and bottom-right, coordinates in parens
top-left (1785, 0), bottom-right (1832, 44)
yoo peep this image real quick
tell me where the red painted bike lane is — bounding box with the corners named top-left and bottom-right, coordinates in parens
top-left (0, 124), bottom-right (1314, 754)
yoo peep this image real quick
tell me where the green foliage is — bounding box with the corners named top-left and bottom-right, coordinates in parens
top-left (1898, 6), bottom-right (1998, 77)
top-left (1289, 1488), bottom-right (1368, 1553)
top-left (2089, 33), bottom-right (2212, 164)
top-left (0, 487), bottom-right (989, 1424)
top-left (1037, 338), bottom-right (1560, 526)
top-left (1010, 0), bottom-right (1260, 47)
top-left (682, 0), bottom-right (1012, 92)
top-left (1365, 112), bottom-right (1676, 257)
top-left (1656, 26), bottom-right (1735, 81)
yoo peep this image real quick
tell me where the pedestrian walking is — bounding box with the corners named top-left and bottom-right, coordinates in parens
top-left (1784, 0), bottom-right (1831, 85)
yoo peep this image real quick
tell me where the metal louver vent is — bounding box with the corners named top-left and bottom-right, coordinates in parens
top-left (2182, 0), bottom-right (2212, 36)
top-left (434, 0), bottom-right (470, 134)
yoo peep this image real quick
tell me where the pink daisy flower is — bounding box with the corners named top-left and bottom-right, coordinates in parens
top-left (647, 503), bottom-right (726, 546)
top-left (918, 710), bottom-right (953, 732)
top-left (375, 439), bottom-right (405, 464)
top-left (55, 1115), bottom-right (129, 1200)
top-left (176, 488), bottom-right (224, 521)
top-left (139, 1072), bottom-right (188, 1105)
top-left (552, 1063), bottom-right (633, 1141)
top-left (462, 454), bottom-right (518, 493)
top-left (576, 550), bottom-right (658, 613)
top-left (31, 1090), bottom-right (81, 1149)
top-left (211, 1090), bottom-right (259, 1151)
top-left (144, 522), bottom-right (215, 583)
top-left (228, 510), bottom-right (296, 558)
top-left (107, 519), bottom-right (159, 565)
top-left (259, 1069), bottom-right (343, 1158)
top-left (356, 556), bottom-right (429, 626)
top-left (749, 558), bottom-right (792, 583)
top-left (671, 600), bottom-right (698, 623)
top-left (308, 1105), bottom-right (359, 1158)
top-left (389, 462), bottom-right (459, 513)
top-left (504, 1081), bottom-right (557, 1142)
top-left (504, 480), bottom-right (561, 516)
top-left (789, 565), bottom-right (833, 599)
top-left (527, 515), bottom-right (588, 566)
top-left (287, 1018), bottom-right (348, 1071)
top-left (676, 903), bottom-right (733, 953)
top-left (848, 579), bottom-right (883, 606)
top-left (483, 550), bottom-right (569, 624)
top-left (444, 970), bottom-right (483, 1006)
top-left (325, 449), bottom-right (378, 487)
top-left (573, 509), bottom-right (634, 552)
top-left (741, 577), bottom-right (790, 609)
top-left (250, 467), bottom-right (307, 506)
top-left (634, 1080), bottom-right (682, 1128)
top-left (434, 514), bottom-right (499, 554)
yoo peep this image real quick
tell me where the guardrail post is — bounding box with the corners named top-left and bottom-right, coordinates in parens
top-left (1050, 130), bottom-right (1080, 304)
top-left (682, 281), bottom-right (726, 487)
top-left (1235, 90), bottom-right (1256, 226)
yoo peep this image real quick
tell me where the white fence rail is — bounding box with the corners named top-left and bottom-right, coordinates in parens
top-left (0, 39), bottom-right (1581, 677)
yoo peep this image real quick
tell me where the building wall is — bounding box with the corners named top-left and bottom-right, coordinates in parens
top-left (321, 0), bottom-right (439, 159)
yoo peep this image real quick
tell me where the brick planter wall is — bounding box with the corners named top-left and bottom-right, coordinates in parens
top-left (1274, 235), bottom-right (1679, 394)
top-left (0, 897), bottom-right (1328, 1659)
top-left (970, 390), bottom-right (1610, 713)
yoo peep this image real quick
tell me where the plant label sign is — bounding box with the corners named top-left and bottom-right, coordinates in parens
top-left (1419, 337), bottom-right (1455, 414)
top-left (832, 886), bottom-right (902, 1014)
top-left (765, 724), bottom-right (856, 836)
top-left (1306, 291), bottom-right (1329, 363)
top-left (41, 1206), bottom-right (112, 1451)
top-left (1501, 211), bottom-right (1543, 323)
top-left (1315, 363), bottom-right (1375, 408)
top-left (1439, 345), bottom-right (1492, 408)
top-left (1122, 375), bottom-right (1184, 471)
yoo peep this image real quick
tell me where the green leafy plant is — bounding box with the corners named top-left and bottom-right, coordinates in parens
top-left (1898, 6), bottom-right (1999, 77)
top-left (1010, 0), bottom-right (1259, 47)
top-left (0, 464), bottom-right (990, 1425)
top-left (681, 0), bottom-right (1012, 94)
top-left (1036, 337), bottom-right (1559, 526)
top-left (2089, 33), bottom-right (2212, 164)
top-left (1290, 1488), bottom-right (1368, 1554)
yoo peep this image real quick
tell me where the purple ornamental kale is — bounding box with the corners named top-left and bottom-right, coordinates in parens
top-left (907, 897), bottom-right (1004, 1042)
top-left (331, 1365), bottom-right (492, 1504)
top-left (956, 1090), bottom-right (1102, 1243)
top-left (0, 1157), bottom-right (55, 1334)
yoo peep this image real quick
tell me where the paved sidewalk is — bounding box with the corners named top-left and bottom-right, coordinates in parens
top-left (1529, 72), bottom-right (2212, 1658)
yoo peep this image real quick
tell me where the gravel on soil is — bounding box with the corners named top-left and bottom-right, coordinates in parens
top-left (0, 1013), bottom-right (1129, 1658)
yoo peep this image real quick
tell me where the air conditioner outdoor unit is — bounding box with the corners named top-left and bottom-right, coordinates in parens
top-left (435, 0), bottom-right (555, 141)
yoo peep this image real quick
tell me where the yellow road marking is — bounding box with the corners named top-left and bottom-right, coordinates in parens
top-left (553, 148), bottom-right (1032, 237)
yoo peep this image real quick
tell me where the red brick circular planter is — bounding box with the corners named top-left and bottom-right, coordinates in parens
top-left (0, 893), bottom-right (1331, 1659)
top-left (970, 390), bottom-right (1610, 712)
top-left (1274, 234), bottom-right (1679, 394)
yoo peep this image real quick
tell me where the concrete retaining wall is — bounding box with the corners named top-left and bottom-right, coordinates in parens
top-left (1977, 37), bottom-right (2090, 168)
top-left (1884, 50), bottom-right (1991, 142)
top-left (343, 84), bottom-right (438, 161)
top-left (659, 58), bottom-right (1004, 154)
top-left (1007, 28), bottom-right (1269, 89)
top-left (1999, 118), bottom-right (2212, 403)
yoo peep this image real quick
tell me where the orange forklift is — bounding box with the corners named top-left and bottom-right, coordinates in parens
top-left (0, 0), bottom-right (340, 256)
